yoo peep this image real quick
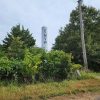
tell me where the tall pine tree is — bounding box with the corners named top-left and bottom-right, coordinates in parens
top-left (3, 25), bottom-right (36, 59)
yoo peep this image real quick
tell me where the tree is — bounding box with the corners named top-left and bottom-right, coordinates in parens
top-left (7, 36), bottom-right (24, 59)
top-left (3, 24), bottom-right (35, 49)
top-left (0, 44), bottom-right (5, 58)
top-left (3, 24), bottom-right (36, 59)
top-left (53, 6), bottom-right (100, 71)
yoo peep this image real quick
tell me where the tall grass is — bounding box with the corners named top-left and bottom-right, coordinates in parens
top-left (80, 71), bottom-right (100, 80)
top-left (0, 78), bottom-right (100, 100)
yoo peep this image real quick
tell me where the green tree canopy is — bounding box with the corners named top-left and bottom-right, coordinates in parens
top-left (53, 6), bottom-right (100, 71)
top-left (2, 24), bottom-right (36, 59)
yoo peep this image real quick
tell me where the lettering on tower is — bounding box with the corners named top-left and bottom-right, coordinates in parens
top-left (41, 26), bottom-right (47, 51)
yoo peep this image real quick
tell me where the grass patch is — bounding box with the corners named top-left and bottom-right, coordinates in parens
top-left (0, 78), bottom-right (100, 100)
top-left (0, 72), bottom-right (100, 100)
top-left (78, 71), bottom-right (100, 80)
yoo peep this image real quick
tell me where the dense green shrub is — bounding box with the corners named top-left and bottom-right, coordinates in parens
top-left (0, 48), bottom-right (82, 83)
top-left (23, 48), bottom-right (42, 81)
top-left (0, 57), bottom-right (12, 80)
top-left (0, 48), bottom-right (45, 83)
top-left (0, 57), bottom-right (34, 83)
top-left (67, 64), bottom-right (82, 79)
top-left (39, 50), bottom-right (74, 81)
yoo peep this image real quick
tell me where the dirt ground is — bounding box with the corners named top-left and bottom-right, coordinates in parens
top-left (48, 92), bottom-right (100, 100)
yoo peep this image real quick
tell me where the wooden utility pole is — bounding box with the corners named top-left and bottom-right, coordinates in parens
top-left (78, 0), bottom-right (88, 70)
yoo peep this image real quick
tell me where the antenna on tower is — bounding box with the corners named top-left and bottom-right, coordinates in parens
top-left (41, 26), bottom-right (48, 51)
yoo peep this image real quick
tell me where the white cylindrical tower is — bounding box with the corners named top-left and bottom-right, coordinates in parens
top-left (41, 26), bottom-right (47, 51)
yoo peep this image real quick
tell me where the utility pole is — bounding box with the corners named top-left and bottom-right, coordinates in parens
top-left (78, 0), bottom-right (88, 70)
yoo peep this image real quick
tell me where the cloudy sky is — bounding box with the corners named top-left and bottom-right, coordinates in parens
top-left (0, 0), bottom-right (100, 50)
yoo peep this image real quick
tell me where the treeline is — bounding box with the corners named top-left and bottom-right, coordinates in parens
top-left (0, 25), bottom-right (81, 83)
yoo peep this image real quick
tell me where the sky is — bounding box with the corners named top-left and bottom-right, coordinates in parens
top-left (0, 0), bottom-right (100, 50)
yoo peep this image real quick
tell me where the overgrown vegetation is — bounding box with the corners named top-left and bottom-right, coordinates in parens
top-left (0, 48), bottom-right (81, 83)
top-left (0, 24), bottom-right (83, 83)
top-left (0, 79), bottom-right (100, 100)
top-left (53, 6), bottom-right (100, 71)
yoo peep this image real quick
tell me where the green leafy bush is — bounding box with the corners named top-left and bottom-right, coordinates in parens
top-left (67, 64), bottom-right (82, 79)
top-left (0, 48), bottom-right (82, 83)
top-left (40, 50), bottom-right (73, 81)
top-left (0, 56), bottom-right (34, 83)
top-left (23, 48), bottom-right (42, 75)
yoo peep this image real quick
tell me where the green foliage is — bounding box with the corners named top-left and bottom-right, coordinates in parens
top-left (23, 49), bottom-right (33, 65)
top-left (0, 47), bottom-right (45, 83)
top-left (71, 64), bottom-right (82, 72)
top-left (0, 47), bottom-right (95, 83)
top-left (29, 47), bottom-right (45, 56)
top-left (23, 48), bottom-right (42, 74)
top-left (2, 24), bottom-right (35, 59)
top-left (40, 50), bottom-right (73, 81)
top-left (67, 64), bottom-right (82, 80)
top-left (0, 56), bottom-right (33, 83)
top-left (7, 36), bottom-right (24, 59)
top-left (53, 6), bottom-right (100, 71)
top-left (0, 50), bottom-right (5, 58)
top-left (0, 57), bottom-right (12, 79)
top-left (79, 71), bottom-right (97, 80)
